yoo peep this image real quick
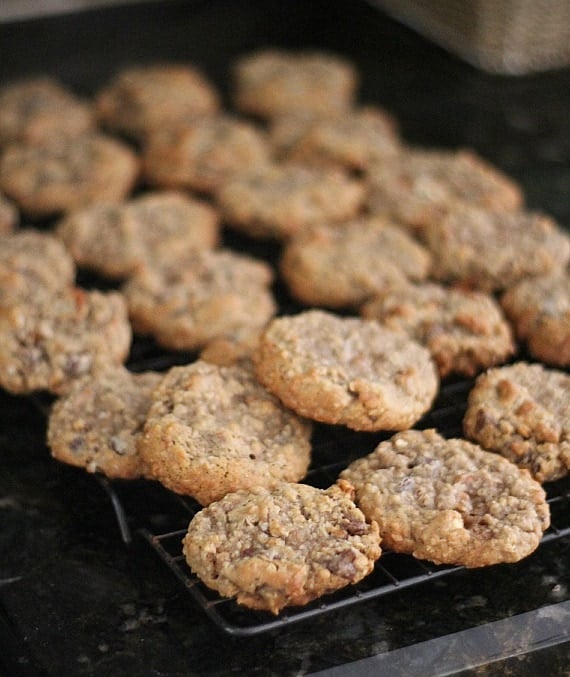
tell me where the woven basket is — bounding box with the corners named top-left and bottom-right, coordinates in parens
top-left (370, 0), bottom-right (570, 75)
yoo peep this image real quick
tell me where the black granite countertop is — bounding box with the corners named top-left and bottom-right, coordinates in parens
top-left (0, 1), bottom-right (569, 675)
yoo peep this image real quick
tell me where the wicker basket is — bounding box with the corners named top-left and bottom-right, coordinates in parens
top-left (370, 0), bottom-right (570, 75)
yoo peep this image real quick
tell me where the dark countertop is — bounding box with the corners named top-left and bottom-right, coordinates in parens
top-left (0, 1), bottom-right (569, 675)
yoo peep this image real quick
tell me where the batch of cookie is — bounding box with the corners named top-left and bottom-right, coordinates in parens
top-left (0, 50), bottom-right (568, 615)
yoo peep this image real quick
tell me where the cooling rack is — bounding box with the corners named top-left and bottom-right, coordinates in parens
top-left (90, 363), bottom-right (570, 637)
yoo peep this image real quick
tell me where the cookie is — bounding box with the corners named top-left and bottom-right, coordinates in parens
top-left (463, 362), bottom-right (570, 483)
top-left (0, 192), bottom-right (18, 233)
top-left (0, 287), bottom-right (131, 395)
top-left (0, 133), bottom-right (139, 218)
top-left (56, 190), bottom-right (219, 279)
top-left (339, 428), bottom-right (550, 567)
top-left (216, 164), bottom-right (365, 240)
top-left (96, 62), bottom-right (220, 141)
top-left (283, 106), bottom-right (401, 171)
top-left (279, 216), bottom-right (431, 309)
top-left (501, 272), bottom-right (570, 367)
top-left (254, 310), bottom-right (438, 431)
top-left (123, 247), bottom-right (276, 351)
top-left (199, 325), bottom-right (263, 367)
top-left (0, 76), bottom-right (94, 147)
top-left (142, 114), bottom-right (270, 195)
top-left (0, 229), bottom-right (76, 306)
top-left (139, 360), bottom-right (313, 504)
top-left (366, 148), bottom-right (523, 234)
top-left (232, 49), bottom-right (358, 120)
top-left (47, 366), bottom-right (162, 480)
top-left (182, 480), bottom-right (381, 614)
top-left (361, 281), bottom-right (515, 378)
top-left (424, 207), bottom-right (570, 292)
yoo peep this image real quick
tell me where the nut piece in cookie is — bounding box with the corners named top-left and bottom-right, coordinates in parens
top-left (463, 362), bottom-right (570, 483)
top-left (142, 114), bottom-right (270, 195)
top-left (123, 247), bottom-right (276, 351)
top-left (47, 366), bottom-right (162, 480)
top-left (0, 229), bottom-right (76, 306)
top-left (254, 310), bottom-right (438, 431)
top-left (0, 76), bottom-right (94, 147)
top-left (340, 428), bottom-right (550, 567)
top-left (424, 207), bottom-right (570, 292)
top-left (279, 217), bottom-right (431, 309)
top-left (96, 63), bottom-right (220, 141)
top-left (501, 272), bottom-right (570, 367)
top-left (366, 148), bottom-right (523, 235)
top-left (182, 481), bottom-right (381, 614)
top-left (0, 287), bottom-right (131, 395)
top-left (361, 281), bottom-right (515, 378)
top-left (139, 360), bottom-right (313, 505)
top-left (0, 133), bottom-right (139, 218)
top-left (217, 164), bottom-right (365, 240)
top-left (56, 190), bottom-right (219, 279)
top-left (232, 49), bottom-right (358, 120)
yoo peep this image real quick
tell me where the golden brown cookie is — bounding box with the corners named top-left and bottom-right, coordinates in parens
top-left (142, 114), bottom-right (270, 194)
top-left (96, 62), bottom-right (220, 140)
top-left (424, 207), bottom-right (570, 292)
top-left (0, 76), bottom-right (94, 147)
top-left (232, 49), bottom-right (358, 120)
top-left (0, 287), bottom-right (131, 395)
top-left (47, 366), bottom-right (162, 480)
top-left (279, 217), bottom-right (431, 309)
top-left (0, 133), bottom-right (139, 218)
top-left (0, 229), bottom-right (76, 306)
top-left (361, 281), bottom-right (515, 378)
top-left (123, 248), bottom-right (276, 351)
top-left (501, 272), bottom-right (570, 367)
top-left (254, 310), bottom-right (438, 431)
top-left (282, 106), bottom-right (401, 171)
top-left (139, 360), bottom-right (313, 504)
top-left (216, 164), bottom-right (365, 240)
top-left (463, 362), bottom-right (570, 483)
top-left (182, 480), bottom-right (381, 614)
top-left (366, 148), bottom-right (523, 235)
top-left (56, 190), bottom-right (219, 279)
top-left (0, 192), bottom-right (18, 233)
top-left (340, 428), bottom-right (550, 567)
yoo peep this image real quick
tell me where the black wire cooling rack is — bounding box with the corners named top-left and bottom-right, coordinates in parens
top-left (90, 369), bottom-right (570, 637)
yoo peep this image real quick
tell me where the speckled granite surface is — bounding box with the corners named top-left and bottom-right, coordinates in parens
top-left (0, 1), bottom-right (569, 674)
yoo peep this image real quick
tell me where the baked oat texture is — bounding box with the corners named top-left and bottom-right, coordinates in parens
top-left (340, 428), bottom-right (550, 567)
top-left (142, 115), bottom-right (270, 194)
top-left (0, 133), bottom-right (139, 218)
top-left (463, 362), bottom-right (570, 483)
top-left (279, 217), bottom-right (431, 309)
top-left (424, 207), bottom-right (570, 292)
top-left (0, 76), bottom-right (94, 147)
top-left (254, 310), bottom-right (438, 431)
top-left (361, 281), bottom-right (515, 378)
top-left (47, 366), bottom-right (162, 480)
top-left (216, 164), bottom-right (365, 240)
top-left (365, 148), bottom-right (523, 234)
top-left (232, 49), bottom-right (358, 119)
top-left (0, 229), bottom-right (76, 306)
top-left (123, 247), bottom-right (276, 351)
top-left (501, 272), bottom-right (570, 367)
top-left (56, 191), bottom-right (219, 279)
top-left (139, 361), bottom-right (313, 505)
top-left (96, 63), bottom-right (220, 140)
top-left (0, 287), bottom-right (132, 395)
top-left (182, 480), bottom-right (381, 614)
